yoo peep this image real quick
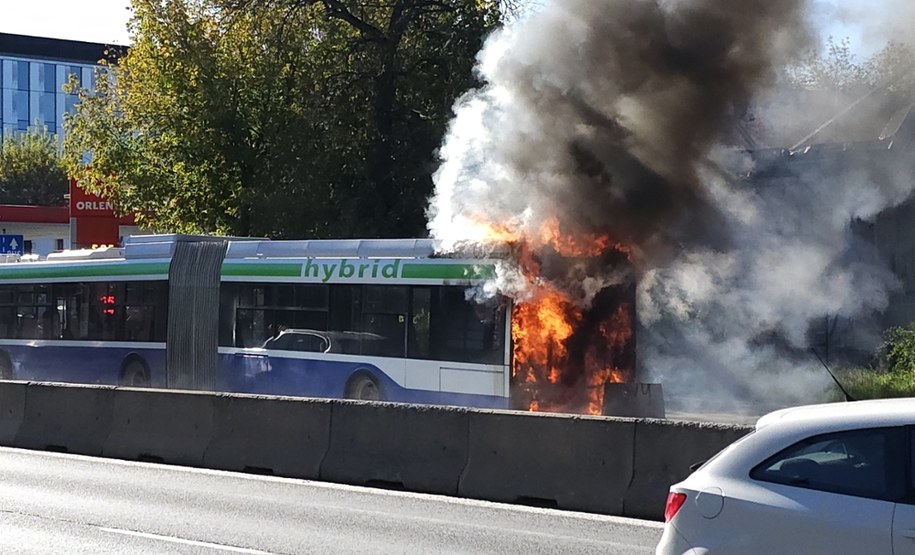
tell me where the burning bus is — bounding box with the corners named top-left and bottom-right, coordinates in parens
top-left (0, 233), bottom-right (638, 417)
top-left (460, 216), bottom-right (640, 416)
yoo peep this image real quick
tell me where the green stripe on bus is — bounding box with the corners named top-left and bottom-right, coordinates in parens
top-left (0, 261), bottom-right (170, 280)
top-left (221, 262), bottom-right (303, 277)
top-left (401, 263), bottom-right (496, 280)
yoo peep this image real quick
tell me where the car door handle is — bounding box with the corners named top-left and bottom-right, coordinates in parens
top-left (899, 529), bottom-right (915, 539)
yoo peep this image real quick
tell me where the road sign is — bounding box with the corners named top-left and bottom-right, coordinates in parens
top-left (0, 235), bottom-right (24, 255)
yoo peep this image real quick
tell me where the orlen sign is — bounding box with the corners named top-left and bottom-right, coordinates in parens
top-left (69, 179), bottom-right (135, 248)
top-left (69, 180), bottom-right (117, 218)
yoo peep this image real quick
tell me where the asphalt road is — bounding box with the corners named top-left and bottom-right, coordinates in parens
top-left (0, 447), bottom-right (663, 554)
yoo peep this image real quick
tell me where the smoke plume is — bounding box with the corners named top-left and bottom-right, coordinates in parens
top-left (428, 0), bottom-right (915, 411)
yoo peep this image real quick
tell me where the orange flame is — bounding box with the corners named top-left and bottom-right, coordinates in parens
top-left (582, 306), bottom-right (633, 414)
top-left (537, 216), bottom-right (611, 257)
top-left (480, 216), bottom-right (635, 416)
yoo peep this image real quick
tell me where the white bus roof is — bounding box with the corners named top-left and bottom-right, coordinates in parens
top-left (122, 234), bottom-right (439, 260)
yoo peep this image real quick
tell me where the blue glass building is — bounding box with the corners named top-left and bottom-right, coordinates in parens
top-left (0, 32), bottom-right (123, 139)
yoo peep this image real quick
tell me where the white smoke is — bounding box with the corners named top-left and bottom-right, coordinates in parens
top-left (428, 0), bottom-right (915, 411)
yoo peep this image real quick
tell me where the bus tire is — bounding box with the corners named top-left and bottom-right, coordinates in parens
top-left (0, 352), bottom-right (11, 380)
top-left (120, 357), bottom-right (150, 388)
top-left (345, 372), bottom-right (382, 401)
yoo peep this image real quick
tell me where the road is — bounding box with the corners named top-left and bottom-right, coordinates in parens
top-left (0, 446), bottom-right (663, 554)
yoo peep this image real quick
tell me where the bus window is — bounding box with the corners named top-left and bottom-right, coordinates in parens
top-left (290, 310), bottom-right (328, 330)
top-left (13, 285), bottom-right (46, 340)
top-left (236, 308), bottom-right (269, 348)
top-left (328, 285), bottom-right (361, 354)
top-left (58, 283), bottom-right (90, 340)
top-left (298, 285), bottom-right (329, 310)
top-left (275, 285), bottom-right (295, 308)
top-left (16, 309), bottom-right (37, 339)
top-left (0, 285), bottom-right (12, 306)
top-left (0, 286), bottom-right (13, 338)
top-left (362, 286), bottom-right (407, 358)
top-left (409, 287), bottom-right (431, 359)
top-left (89, 283), bottom-right (125, 341)
top-left (36, 307), bottom-right (59, 339)
top-left (35, 286), bottom-right (58, 340)
top-left (430, 287), bottom-right (505, 365)
top-left (232, 283), bottom-right (331, 347)
top-left (151, 282), bottom-right (168, 342)
top-left (0, 285), bottom-right (12, 338)
top-left (124, 281), bottom-right (160, 342)
top-left (218, 282), bottom-right (238, 347)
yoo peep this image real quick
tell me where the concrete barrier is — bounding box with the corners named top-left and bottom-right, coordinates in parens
top-left (604, 383), bottom-right (665, 418)
top-left (15, 382), bottom-right (115, 456)
top-left (0, 381), bottom-right (753, 522)
top-left (0, 380), bottom-right (25, 444)
top-left (204, 394), bottom-right (333, 478)
top-left (624, 419), bottom-right (753, 519)
top-left (102, 387), bottom-right (215, 466)
top-left (460, 410), bottom-right (636, 514)
top-left (321, 401), bottom-right (470, 495)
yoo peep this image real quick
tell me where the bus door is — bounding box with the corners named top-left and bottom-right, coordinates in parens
top-left (404, 287), bottom-right (435, 392)
top-left (359, 286), bottom-right (408, 390)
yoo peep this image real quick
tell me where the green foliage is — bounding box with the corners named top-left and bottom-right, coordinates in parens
top-left (867, 41), bottom-right (915, 94)
top-left (831, 324), bottom-right (915, 400)
top-left (882, 324), bottom-right (915, 374)
top-left (788, 37), bottom-right (915, 94)
top-left (0, 127), bottom-right (69, 206)
top-left (789, 37), bottom-right (869, 93)
top-left (64, 0), bottom-right (502, 238)
top-left (835, 367), bottom-right (915, 400)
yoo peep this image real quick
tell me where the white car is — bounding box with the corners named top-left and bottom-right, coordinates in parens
top-left (656, 398), bottom-right (915, 555)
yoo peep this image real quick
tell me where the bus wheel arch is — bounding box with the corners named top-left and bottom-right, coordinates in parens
top-left (345, 370), bottom-right (382, 401)
top-left (119, 355), bottom-right (150, 387)
top-left (0, 351), bottom-right (11, 380)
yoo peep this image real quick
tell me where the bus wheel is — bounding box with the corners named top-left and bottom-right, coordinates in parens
top-left (120, 359), bottom-right (150, 387)
top-left (0, 353), bottom-right (11, 380)
top-left (345, 373), bottom-right (381, 401)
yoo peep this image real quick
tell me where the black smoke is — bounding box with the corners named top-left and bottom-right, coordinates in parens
top-left (429, 0), bottom-right (914, 411)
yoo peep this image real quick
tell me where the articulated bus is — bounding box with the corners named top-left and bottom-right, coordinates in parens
top-left (0, 235), bottom-right (511, 408)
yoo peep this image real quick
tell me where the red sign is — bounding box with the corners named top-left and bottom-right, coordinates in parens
top-left (69, 179), bottom-right (116, 218)
top-left (69, 179), bottom-right (136, 249)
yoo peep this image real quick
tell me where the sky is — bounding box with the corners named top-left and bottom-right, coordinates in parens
top-left (0, 0), bottom-right (133, 45)
top-left (0, 0), bottom-right (893, 54)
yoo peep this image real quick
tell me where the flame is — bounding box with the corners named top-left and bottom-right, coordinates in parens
top-left (511, 287), bottom-right (579, 402)
top-left (484, 216), bottom-right (635, 416)
top-left (537, 216), bottom-right (611, 257)
top-left (582, 306), bottom-right (633, 414)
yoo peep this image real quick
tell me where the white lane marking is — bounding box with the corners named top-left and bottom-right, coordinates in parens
top-left (96, 526), bottom-right (275, 554)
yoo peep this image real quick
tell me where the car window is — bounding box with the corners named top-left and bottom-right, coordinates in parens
top-left (264, 335), bottom-right (288, 350)
top-left (910, 429), bottom-right (915, 497)
top-left (287, 334), bottom-right (329, 352)
top-left (750, 427), bottom-right (905, 501)
top-left (265, 333), bottom-right (329, 352)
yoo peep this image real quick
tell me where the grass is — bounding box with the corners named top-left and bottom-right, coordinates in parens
top-left (835, 368), bottom-right (915, 400)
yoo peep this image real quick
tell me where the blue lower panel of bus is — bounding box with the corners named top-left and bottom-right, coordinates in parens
top-left (0, 344), bottom-right (508, 410)
top-left (219, 352), bottom-right (509, 410)
top-left (1, 343), bottom-right (168, 387)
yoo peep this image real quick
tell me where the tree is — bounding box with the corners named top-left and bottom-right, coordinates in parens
top-left (64, 0), bottom-right (503, 238)
top-left (788, 37), bottom-right (915, 94)
top-left (0, 127), bottom-right (68, 206)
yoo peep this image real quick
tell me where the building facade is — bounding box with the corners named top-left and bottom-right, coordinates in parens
top-left (0, 32), bottom-right (121, 139)
top-left (0, 33), bottom-right (135, 256)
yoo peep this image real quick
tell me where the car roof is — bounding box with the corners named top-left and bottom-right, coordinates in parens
top-left (676, 398), bottom-right (915, 483)
top-left (275, 329), bottom-right (384, 340)
top-left (756, 398), bottom-right (915, 432)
